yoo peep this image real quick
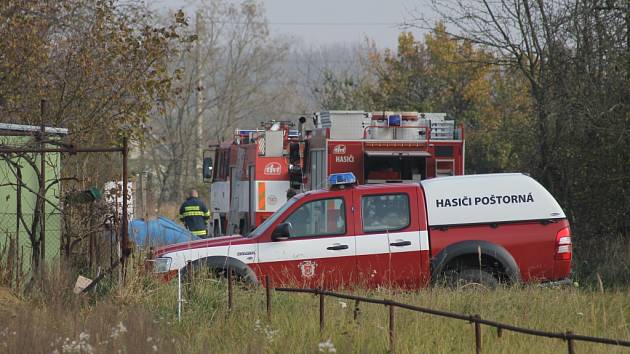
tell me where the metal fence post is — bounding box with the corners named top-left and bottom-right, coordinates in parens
top-left (121, 136), bottom-right (129, 276)
top-left (266, 287), bottom-right (630, 352)
top-left (389, 304), bottom-right (396, 354)
top-left (353, 299), bottom-right (360, 321)
top-left (473, 315), bottom-right (482, 354)
top-left (265, 275), bottom-right (272, 323)
top-left (227, 268), bottom-right (233, 314)
top-left (566, 331), bottom-right (575, 354)
top-left (177, 268), bottom-right (182, 322)
top-left (186, 261), bottom-right (193, 298)
top-left (38, 101), bottom-right (46, 281)
top-left (319, 291), bottom-right (325, 332)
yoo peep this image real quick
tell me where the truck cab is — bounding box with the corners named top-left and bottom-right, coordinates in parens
top-left (248, 175), bottom-right (430, 289)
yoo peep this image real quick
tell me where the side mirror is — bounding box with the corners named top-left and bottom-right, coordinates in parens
top-left (271, 222), bottom-right (291, 241)
top-left (202, 157), bottom-right (213, 181)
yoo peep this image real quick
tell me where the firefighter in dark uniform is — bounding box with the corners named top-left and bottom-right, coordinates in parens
top-left (179, 189), bottom-right (210, 238)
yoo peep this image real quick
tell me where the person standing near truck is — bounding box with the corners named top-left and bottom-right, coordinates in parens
top-left (179, 189), bottom-right (210, 238)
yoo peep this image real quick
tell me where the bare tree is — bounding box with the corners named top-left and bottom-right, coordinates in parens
top-left (147, 0), bottom-right (293, 206)
top-left (421, 0), bottom-right (630, 245)
top-left (414, 1), bottom-right (572, 188)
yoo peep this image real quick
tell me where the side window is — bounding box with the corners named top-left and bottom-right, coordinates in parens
top-left (362, 194), bottom-right (410, 232)
top-left (284, 198), bottom-right (346, 238)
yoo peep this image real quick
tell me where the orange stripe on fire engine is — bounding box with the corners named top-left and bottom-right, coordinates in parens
top-left (258, 182), bottom-right (266, 210)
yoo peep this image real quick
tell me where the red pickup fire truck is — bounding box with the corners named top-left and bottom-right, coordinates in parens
top-left (153, 173), bottom-right (572, 288)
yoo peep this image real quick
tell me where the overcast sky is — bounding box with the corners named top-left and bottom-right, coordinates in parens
top-left (149, 0), bottom-right (436, 49)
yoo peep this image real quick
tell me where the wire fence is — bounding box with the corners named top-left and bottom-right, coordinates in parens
top-left (0, 213), bottom-right (62, 288)
top-left (187, 271), bottom-right (630, 354)
top-left (0, 132), bottom-right (132, 290)
top-left (271, 285), bottom-right (630, 354)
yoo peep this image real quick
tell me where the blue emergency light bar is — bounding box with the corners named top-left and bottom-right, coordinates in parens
top-left (237, 129), bottom-right (258, 136)
top-left (388, 114), bottom-right (401, 126)
top-left (328, 172), bottom-right (357, 187)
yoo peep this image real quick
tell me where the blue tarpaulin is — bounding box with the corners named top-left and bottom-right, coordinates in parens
top-left (129, 216), bottom-right (200, 247)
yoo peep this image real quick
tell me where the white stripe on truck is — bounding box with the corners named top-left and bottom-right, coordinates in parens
top-left (163, 230), bottom-right (429, 271)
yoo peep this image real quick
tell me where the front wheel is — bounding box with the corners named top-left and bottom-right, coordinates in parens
top-left (180, 261), bottom-right (259, 288)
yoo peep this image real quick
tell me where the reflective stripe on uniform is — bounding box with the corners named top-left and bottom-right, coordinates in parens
top-left (191, 229), bottom-right (208, 236)
top-left (181, 211), bottom-right (206, 217)
top-left (184, 205), bottom-right (201, 211)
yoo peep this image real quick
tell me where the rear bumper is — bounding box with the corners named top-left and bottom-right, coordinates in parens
top-left (539, 278), bottom-right (573, 288)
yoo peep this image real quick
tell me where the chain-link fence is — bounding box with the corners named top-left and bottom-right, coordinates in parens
top-left (0, 211), bottom-right (62, 275)
top-left (0, 123), bottom-right (132, 290)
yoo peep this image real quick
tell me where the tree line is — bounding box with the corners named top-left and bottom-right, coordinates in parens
top-left (312, 0), bottom-right (629, 283)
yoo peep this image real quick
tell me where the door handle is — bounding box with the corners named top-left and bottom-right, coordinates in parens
top-left (327, 244), bottom-right (349, 250)
top-left (390, 241), bottom-right (411, 247)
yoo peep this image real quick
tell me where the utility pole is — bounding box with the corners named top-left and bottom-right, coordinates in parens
top-left (626, 0), bottom-right (630, 78)
top-left (39, 99), bottom-right (46, 281)
top-left (195, 11), bottom-right (204, 183)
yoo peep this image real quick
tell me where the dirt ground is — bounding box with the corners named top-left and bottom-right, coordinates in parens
top-left (0, 287), bottom-right (20, 318)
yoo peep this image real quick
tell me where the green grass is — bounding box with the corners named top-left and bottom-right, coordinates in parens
top-left (2, 274), bottom-right (629, 354)
top-left (157, 280), bottom-right (630, 353)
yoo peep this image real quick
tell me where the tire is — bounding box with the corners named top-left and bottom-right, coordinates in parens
top-left (442, 268), bottom-right (498, 290)
top-left (181, 259), bottom-right (259, 287)
top-left (217, 266), bottom-right (258, 288)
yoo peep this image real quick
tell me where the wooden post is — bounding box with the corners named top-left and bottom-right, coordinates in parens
top-left (389, 304), bottom-right (396, 354)
top-left (319, 291), bottom-right (325, 332)
top-left (265, 276), bottom-right (272, 322)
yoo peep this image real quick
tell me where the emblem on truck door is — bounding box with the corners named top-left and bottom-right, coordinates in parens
top-left (264, 162), bottom-right (281, 175)
top-left (333, 144), bottom-right (346, 154)
top-left (298, 260), bottom-right (317, 278)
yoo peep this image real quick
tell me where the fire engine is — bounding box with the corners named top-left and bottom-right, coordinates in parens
top-left (153, 173), bottom-right (572, 289)
top-left (303, 111), bottom-right (464, 190)
top-left (206, 111), bottom-right (465, 237)
top-left (206, 121), bottom-right (302, 236)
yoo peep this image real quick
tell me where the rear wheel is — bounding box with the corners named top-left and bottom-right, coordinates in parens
top-left (442, 268), bottom-right (498, 290)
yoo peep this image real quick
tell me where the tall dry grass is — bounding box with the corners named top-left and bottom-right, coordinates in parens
top-left (0, 266), bottom-right (174, 354)
top-left (146, 277), bottom-right (630, 354)
top-left (1, 267), bottom-right (628, 354)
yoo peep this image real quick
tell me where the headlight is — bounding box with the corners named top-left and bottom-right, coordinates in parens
top-left (153, 257), bottom-right (172, 273)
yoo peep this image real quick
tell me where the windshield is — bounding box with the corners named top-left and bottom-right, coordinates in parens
top-left (247, 195), bottom-right (300, 238)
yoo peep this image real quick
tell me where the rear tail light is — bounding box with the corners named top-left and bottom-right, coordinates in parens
top-left (554, 227), bottom-right (572, 261)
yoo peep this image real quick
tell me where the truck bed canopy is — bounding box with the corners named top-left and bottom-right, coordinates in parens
top-left (421, 173), bottom-right (566, 226)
